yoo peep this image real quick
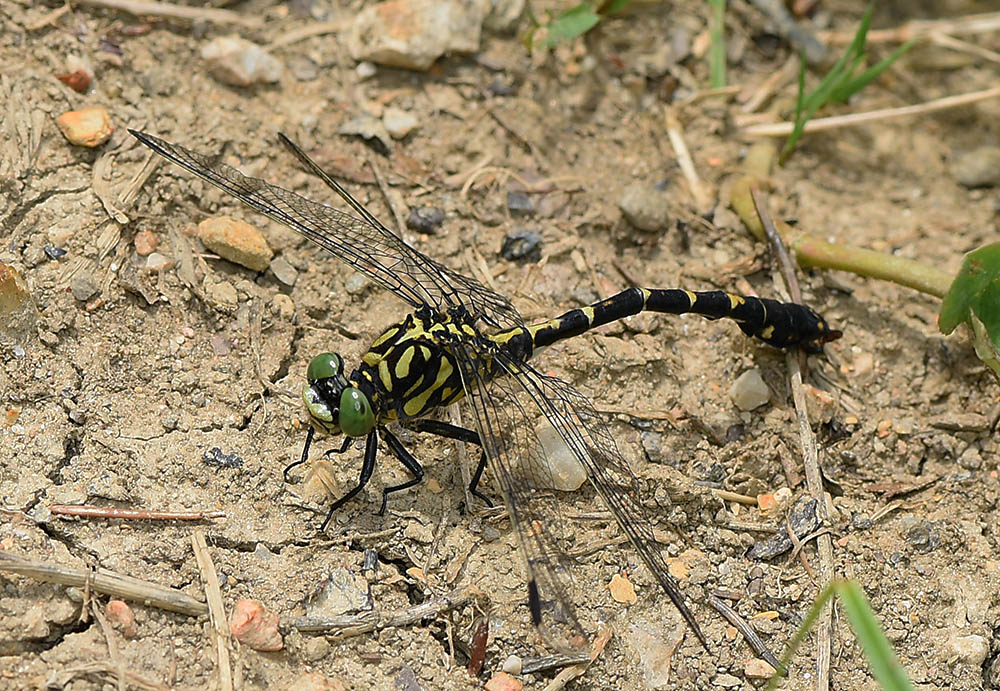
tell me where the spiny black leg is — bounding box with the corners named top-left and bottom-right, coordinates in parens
top-left (283, 426), bottom-right (314, 482)
top-left (466, 451), bottom-right (493, 507)
top-left (324, 436), bottom-right (353, 458)
top-left (379, 428), bottom-right (425, 516)
top-left (320, 428), bottom-right (379, 531)
top-left (405, 419), bottom-right (493, 507)
top-left (284, 430), bottom-right (352, 483)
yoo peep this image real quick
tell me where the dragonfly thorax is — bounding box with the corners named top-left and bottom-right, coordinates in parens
top-left (303, 352), bottom-right (375, 438)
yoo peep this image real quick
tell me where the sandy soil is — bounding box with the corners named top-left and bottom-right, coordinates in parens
top-left (2, 1), bottom-right (999, 689)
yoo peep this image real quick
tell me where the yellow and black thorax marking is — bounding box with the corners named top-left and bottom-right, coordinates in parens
top-left (353, 311), bottom-right (533, 424)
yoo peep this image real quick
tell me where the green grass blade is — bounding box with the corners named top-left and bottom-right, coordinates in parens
top-left (837, 582), bottom-right (915, 691)
top-left (830, 39), bottom-right (915, 103)
top-left (707, 0), bottom-right (726, 88)
top-left (766, 580), bottom-right (915, 690)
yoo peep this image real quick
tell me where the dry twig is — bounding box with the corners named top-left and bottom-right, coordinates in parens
top-left (752, 189), bottom-right (835, 691)
top-left (0, 552), bottom-right (208, 617)
top-left (192, 531), bottom-right (234, 691)
top-left (284, 585), bottom-right (485, 639)
top-left (74, 0), bottom-right (261, 27)
top-left (739, 86), bottom-right (1000, 138)
top-left (51, 505), bottom-right (225, 521)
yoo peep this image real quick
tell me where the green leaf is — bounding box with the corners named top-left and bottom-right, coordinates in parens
top-left (939, 242), bottom-right (1000, 341)
top-left (544, 3), bottom-right (602, 45)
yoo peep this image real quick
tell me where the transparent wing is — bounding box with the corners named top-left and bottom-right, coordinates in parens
top-left (448, 337), bottom-right (589, 651)
top-left (494, 351), bottom-right (707, 646)
top-left (130, 130), bottom-right (522, 329)
top-left (451, 335), bottom-right (706, 647)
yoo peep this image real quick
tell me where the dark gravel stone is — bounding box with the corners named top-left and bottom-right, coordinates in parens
top-left (500, 229), bottom-right (541, 263)
top-left (406, 206), bottom-right (445, 234)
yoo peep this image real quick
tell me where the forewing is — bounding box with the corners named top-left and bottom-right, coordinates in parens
top-left (492, 350), bottom-right (706, 645)
top-left (448, 338), bottom-right (589, 652)
top-left (130, 130), bottom-right (522, 329)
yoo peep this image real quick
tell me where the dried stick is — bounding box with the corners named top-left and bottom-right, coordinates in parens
top-left (0, 552), bottom-right (208, 616)
top-left (284, 585), bottom-right (485, 638)
top-left (541, 624), bottom-right (613, 691)
top-left (739, 86), bottom-right (1000, 138)
top-left (664, 107), bottom-right (710, 212)
top-left (192, 531), bottom-right (233, 691)
top-left (51, 505), bottom-right (225, 521)
top-left (74, 0), bottom-right (261, 27)
top-left (706, 593), bottom-right (782, 672)
top-left (45, 661), bottom-right (169, 691)
top-left (752, 190), bottom-right (834, 691)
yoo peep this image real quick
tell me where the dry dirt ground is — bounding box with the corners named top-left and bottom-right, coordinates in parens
top-left (2, 0), bottom-right (1000, 689)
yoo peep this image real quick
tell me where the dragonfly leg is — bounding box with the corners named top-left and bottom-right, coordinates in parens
top-left (405, 419), bottom-right (494, 507)
top-left (320, 429), bottom-right (379, 531)
top-left (283, 426), bottom-right (314, 482)
top-left (379, 428), bottom-right (425, 515)
top-left (283, 430), bottom-right (351, 483)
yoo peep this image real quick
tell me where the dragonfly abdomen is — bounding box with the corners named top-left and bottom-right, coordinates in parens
top-left (527, 287), bottom-right (837, 351)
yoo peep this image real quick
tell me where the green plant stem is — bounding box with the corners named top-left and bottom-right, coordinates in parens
top-left (732, 143), bottom-right (951, 298)
top-left (707, 0), bottom-right (726, 88)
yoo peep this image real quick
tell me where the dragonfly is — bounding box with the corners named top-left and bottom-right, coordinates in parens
top-left (131, 129), bottom-right (839, 652)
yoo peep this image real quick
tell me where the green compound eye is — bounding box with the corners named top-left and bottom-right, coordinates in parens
top-left (338, 387), bottom-right (374, 437)
top-left (307, 352), bottom-right (343, 383)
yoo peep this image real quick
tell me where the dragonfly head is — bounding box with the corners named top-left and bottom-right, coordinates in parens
top-left (302, 352), bottom-right (375, 438)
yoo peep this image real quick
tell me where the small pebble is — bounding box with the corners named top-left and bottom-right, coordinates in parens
top-left (302, 636), bottom-right (331, 661)
top-left (744, 658), bottom-right (776, 678)
top-left (945, 633), bottom-right (989, 665)
top-left (382, 106), bottom-right (419, 139)
top-left (625, 625), bottom-right (680, 689)
top-left (803, 383), bottom-right (836, 424)
top-left (203, 447), bottom-right (244, 469)
top-left (355, 61), bottom-right (377, 79)
top-left (345, 273), bottom-right (369, 296)
top-left (406, 206), bottom-right (445, 234)
top-left (55, 69), bottom-right (92, 93)
top-left (269, 256), bottom-right (299, 286)
top-left (607, 573), bottom-right (638, 604)
top-left (288, 54), bottom-right (319, 82)
top-left (500, 230), bottom-right (542, 263)
top-left (619, 182), bottom-right (671, 232)
top-left (484, 0), bottom-right (525, 32)
top-left (501, 655), bottom-right (522, 675)
top-left (339, 115), bottom-right (392, 156)
top-left (0, 264), bottom-right (32, 317)
top-left (272, 293), bottom-right (296, 320)
top-left (534, 421), bottom-right (586, 490)
top-left (403, 521), bottom-right (434, 544)
top-left (144, 252), bottom-right (174, 272)
top-left (56, 106), bottom-right (113, 147)
top-left (207, 280), bottom-right (239, 307)
top-left (230, 599), bottom-right (283, 651)
top-left (506, 191), bottom-right (533, 215)
top-left (729, 369), bottom-right (770, 411)
top-left (198, 216), bottom-right (273, 271)
top-left (134, 230), bottom-right (158, 256)
top-left (952, 147), bottom-right (1000, 188)
top-left (201, 36), bottom-right (283, 86)
top-left (70, 273), bottom-right (100, 302)
top-left (210, 334), bottom-right (232, 356)
top-left (484, 672), bottom-right (522, 691)
top-left (105, 600), bottom-right (137, 638)
top-left (713, 673), bottom-right (742, 687)
top-left (44, 245), bottom-right (67, 260)
top-left (348, 0), bottom-right (485, 71)
top-left (0, 265), bottom-right (36, 346)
